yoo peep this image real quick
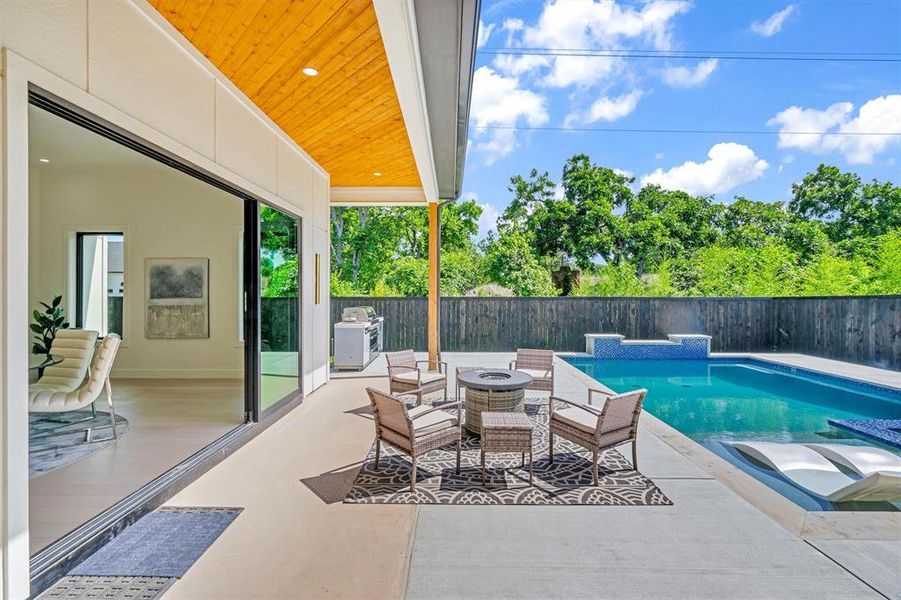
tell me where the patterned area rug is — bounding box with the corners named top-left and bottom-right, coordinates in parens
top-left (30, 410), bottom-right (129, 478)
top-left (345, 401), bottom-right (672, 506)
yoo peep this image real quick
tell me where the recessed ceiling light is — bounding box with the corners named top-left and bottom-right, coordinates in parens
top-left (39, 158), bottom-right (50, 163)
top-left (302, 67), bottom-right (319, 77)
top-left (373, 172), bottom-right (382, 177)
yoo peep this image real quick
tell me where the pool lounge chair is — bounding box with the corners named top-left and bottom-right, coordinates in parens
top-left (803, 443), bottom-right (901, 476)
top-left (732, 441), bottom-right (901, 503)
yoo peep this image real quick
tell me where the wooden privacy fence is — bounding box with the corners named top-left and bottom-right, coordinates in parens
top-left (331, 296), bottom-right (900, 371)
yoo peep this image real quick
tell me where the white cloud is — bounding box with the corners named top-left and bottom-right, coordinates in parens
top-left (767, 94), bottom-right (901, 164)
top-left (477, 20), bottom-right (495, 48)
top-left (493, 0), bottom-right (690, 89)
top-left (751, 5), bottom-right (796, 37)
top-left (566, 89), bottom-right (643, 126)
top-left (641, 143), bottom-right (768, 195)
top-left (587, 90), bottom-right (643, 123)
top-left (477, 202), bottom-right (499, 240)
top-left (469, 66), bottom-right (549, 164)
top-left (613, 168), bottom-right (635, 179)
top-left (654, 152), bottom-right (665, 160)
top-left (662, 58), bottom-right (718, 88)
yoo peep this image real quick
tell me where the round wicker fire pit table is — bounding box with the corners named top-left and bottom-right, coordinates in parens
top-left (458, 369), bottom-right (533, 434)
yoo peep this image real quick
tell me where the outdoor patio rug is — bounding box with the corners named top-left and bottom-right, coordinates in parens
top-left (29, 410), bottom-right (129, 478)
top-left (39, 507), bottom-right (241, 600)
top-left (345, 400), bottom-right (672, 505)
top-left (38, 575), bottom-right (176, 600)
top-left (69, 507), bottom-right (242, 577)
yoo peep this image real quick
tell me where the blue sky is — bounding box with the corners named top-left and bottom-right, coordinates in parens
top-left (462, 0), bottom-right (901, 238)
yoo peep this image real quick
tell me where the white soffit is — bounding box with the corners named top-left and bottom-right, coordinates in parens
top-left (330, 186), bottom-right (427, 206)
top-left (372, 0), bottom-right (439, 204)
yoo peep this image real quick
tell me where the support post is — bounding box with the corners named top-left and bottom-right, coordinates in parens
top-left (428, 201), bottom-right (440, 370)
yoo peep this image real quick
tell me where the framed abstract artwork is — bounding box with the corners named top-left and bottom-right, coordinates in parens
top-left (145, 258), bottom-right (209, 339)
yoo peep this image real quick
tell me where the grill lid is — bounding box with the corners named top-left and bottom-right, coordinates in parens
top-left (342, 306), bottom-right (377, 322)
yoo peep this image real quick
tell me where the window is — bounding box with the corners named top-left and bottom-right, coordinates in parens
top-left (75, 233), bottom-right (124, 337)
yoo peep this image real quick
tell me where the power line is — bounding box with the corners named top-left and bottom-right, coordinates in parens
top-left (469, 125), bottom-right (901, 136)
top-left (478, 47), bottom-right (901, 62)
top-left (481, 46), bottom-right (901, 57)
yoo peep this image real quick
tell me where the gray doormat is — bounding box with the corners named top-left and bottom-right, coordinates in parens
top-left (30, 410), bottom-right (129, 477)
top-left (70, 507), bottom-right (242, 578)
top-left (38, 575), bottom-right (176, 599)
top-left (345, 400), bottom-right (672, 505)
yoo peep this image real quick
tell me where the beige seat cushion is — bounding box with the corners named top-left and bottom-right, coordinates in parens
top-left (409, 405), bottom-right (458, 436)
top-left (553, 406), bottom-right (600, 433)
top-left (392, 371), bottom-right (446, 385)
top-left (518, 368), bottom-right (552, 380)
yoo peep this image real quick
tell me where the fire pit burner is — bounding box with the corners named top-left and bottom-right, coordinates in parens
top-left (479, 372), bottom-right (512, 381)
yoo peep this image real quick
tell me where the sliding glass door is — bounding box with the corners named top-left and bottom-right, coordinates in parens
top-left (259, 205), bottom-right (301, 413)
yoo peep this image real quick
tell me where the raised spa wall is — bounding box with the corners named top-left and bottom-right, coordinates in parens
top-left (585, 334), bottom-right (712, 360)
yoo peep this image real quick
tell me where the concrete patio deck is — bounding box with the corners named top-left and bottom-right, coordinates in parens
top-left (159, 352), bottom-right (897, 599)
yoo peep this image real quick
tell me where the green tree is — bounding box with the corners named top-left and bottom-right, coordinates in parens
top-left (719, 197), bottom-right (788, 247)
top-left (384, 256), bottom-right (429, 296)
top-left (483, 231), bottom-right (556, 296)
top-left (263, 257), bottom-right (298, 297)
top-left (789, 164), bottom-right (901, 242)
top-left (672, 244), bottom-right (799, 296)
top-left (621, 186), bottom-right (721, 274)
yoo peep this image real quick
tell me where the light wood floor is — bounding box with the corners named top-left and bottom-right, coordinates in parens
top-left (29, 378), bottom-right (245, 553)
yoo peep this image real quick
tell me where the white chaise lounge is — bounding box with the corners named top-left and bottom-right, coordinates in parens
top-left (803, 443), bottom-right (901, 476)
top-left (732, 441), bottom-right (901, 503)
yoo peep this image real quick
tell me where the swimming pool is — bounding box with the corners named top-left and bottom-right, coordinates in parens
top-left (563, 357), bottom-right (901, 510)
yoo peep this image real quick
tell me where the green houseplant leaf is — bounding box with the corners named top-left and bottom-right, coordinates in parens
top-left (31, 296), bottom-right (70, 356)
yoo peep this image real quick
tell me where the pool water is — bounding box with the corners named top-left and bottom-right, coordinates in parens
top-left (564, 358), bottom-right (901, 511)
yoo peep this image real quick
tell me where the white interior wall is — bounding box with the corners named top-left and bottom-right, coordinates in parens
top-left (0, 0), bottom-right (331, 392)
top-left (29, 165), bottom-right (245, 378)
top-left (1, 1), bottom-right (332, 595)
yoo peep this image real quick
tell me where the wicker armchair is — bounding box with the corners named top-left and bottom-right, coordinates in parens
top-left (509, 348), bottom-right (554, 394)
top-left (367, 387), bottom-right (461, 492)
top-left (548, 387), bottom-right (647, 485)
top-left (385, 349), bottom-right (447, 405)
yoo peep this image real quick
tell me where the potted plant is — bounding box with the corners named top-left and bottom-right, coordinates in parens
top-left (31, 295), bottom-right (69, 356)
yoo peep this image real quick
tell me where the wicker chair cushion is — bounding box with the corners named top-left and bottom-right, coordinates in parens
top-left (552, 406), bottom-right (599, 433)
top-left (517, 368), bottom-right (552, 380)
top-left (392, 371), bottom-right (446, 384)
top-left (409, 405), bottom-right (458, 435)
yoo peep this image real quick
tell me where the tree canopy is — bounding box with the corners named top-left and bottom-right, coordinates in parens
top-left (319, 159), bottom-right (899, 299)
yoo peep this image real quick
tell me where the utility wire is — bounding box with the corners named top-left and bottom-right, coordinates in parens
top-left (481, 46), bottom-right (901, 56)
top-left (469, 125), bottom-right (901, 136)
top-left (478, 47), bottom-right (901, 62)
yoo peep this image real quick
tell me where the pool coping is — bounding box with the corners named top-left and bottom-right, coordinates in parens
top-left (555, 354), bottom-right (901, 541)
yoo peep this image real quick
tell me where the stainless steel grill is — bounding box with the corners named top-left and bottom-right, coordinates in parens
top-left (333, 306), bottom-right (383, 371)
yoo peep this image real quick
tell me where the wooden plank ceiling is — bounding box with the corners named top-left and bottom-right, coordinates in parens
top-left (150, 0), bottom-right (421, 188)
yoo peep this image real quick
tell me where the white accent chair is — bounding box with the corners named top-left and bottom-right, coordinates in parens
top-left (30, 334), bottom-right (122, 438)
top-left (31, 329), bottom-right (98, 394)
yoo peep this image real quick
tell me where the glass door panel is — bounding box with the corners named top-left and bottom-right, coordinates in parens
top-left (259, 205), bottom-right (300, 412)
